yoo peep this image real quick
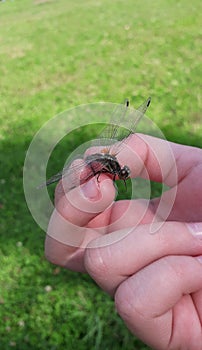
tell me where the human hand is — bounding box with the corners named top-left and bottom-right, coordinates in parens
top-left (45, 134), bottom-right (202, 349)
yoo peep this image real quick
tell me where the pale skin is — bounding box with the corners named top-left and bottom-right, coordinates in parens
top-left (45, 134), bottom-right (202, 350)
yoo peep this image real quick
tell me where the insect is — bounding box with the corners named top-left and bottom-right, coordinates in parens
top-left (41, 97), bottom-right (151, 190)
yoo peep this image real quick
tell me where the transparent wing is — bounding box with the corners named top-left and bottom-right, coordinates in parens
top-left (39, 155), bottom-right (108, 189)
top-left (98, 99), bottom-right (130, 144)
top-left (97, 97), bottom-right (151, 155)
top-left (37, 167), bottom-right (67, 189)
top-left (40, 97), bottom-right (151, 188)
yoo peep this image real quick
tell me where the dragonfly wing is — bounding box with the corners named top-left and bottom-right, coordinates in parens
top-left (45, 171), bottom-right (63, 186)
top-left (106, 97), bottom-right (151, 155)
top-left (40, 156), bottom-right (107, 190)
top-left (131, 97), bottom-right (151, 130)
top-left (39, 97), bottom-right (151, 189)
top-left (38, 163), bottom-right (81, 189)
top-left (37, 170), bottom-right (63, 188)
top-left (97, 100), bottom-right (129, 144)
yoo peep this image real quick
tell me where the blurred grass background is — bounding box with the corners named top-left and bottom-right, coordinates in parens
top-left (0, 0), bottom-right (201, 349)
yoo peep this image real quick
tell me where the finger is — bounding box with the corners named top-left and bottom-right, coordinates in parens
top-left (121, 134), bottom-right (202, 222)
top-left (87, 134), bottom-right (202, 186)
top-left (115, 255), bottom-right (202, 350)
top-left (105, 198), bottom-right (156, 232)
top-left (151, 161), bottom-right (202, 222)
top-left (45, 175), bottom-right (115, 271)
top-left (84, 134), bottom-right (176, 186)
top-left (55, 174), bottom-right (115, 226)
top-left (84, 222), bottom-right (202, 295)
top-left (192, 288), bottom-right (202, 325)
top-left (121, 133), bottom-right (202, 185)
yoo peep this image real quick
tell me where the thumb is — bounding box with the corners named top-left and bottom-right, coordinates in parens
top-left (55, 174), bottom-right (116, 226)
top-left (45, 175), bottom-right (115, 271)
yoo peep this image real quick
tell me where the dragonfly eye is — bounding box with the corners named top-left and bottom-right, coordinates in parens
top-left (120, 166), bottom-right (130, 180)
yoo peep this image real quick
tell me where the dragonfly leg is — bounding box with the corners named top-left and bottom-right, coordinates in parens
top-left (96, 168), bottom-right (113, 183)
top-left (96, 172), bottom-right (102, 182)
top-left (123, 179), bottom-right (128, 191)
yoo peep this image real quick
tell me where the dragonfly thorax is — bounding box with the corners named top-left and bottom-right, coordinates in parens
top-left (85, 152), bottom-right (130, 182)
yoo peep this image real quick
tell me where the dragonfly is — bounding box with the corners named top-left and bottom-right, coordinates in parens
top-left (41, 97), bottom-right (151, 191)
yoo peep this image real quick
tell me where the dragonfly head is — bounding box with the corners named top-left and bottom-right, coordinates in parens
top-left (119, 165), bottom-right (130, 180)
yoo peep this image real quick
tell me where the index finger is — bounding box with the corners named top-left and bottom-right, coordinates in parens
top-left (123, 134), bottom-right (202, 222)
top-left (84, 134), bottom-right (177, 187)
top-left (118, 133), bottom-right (202, 186)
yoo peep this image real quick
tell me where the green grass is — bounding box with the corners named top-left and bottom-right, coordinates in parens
top-left (0, 0), bottom-right (201, 349)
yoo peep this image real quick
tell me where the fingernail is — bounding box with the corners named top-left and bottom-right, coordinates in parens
top-left (186, 223), bottom-right (202, 237)
top-left (81, 178), bottom-right (100, 200)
